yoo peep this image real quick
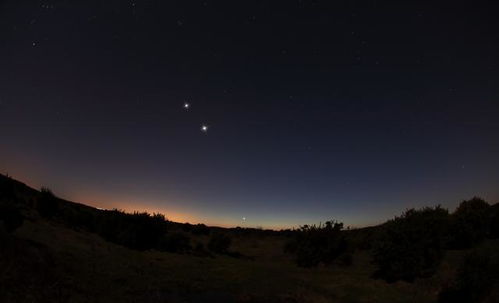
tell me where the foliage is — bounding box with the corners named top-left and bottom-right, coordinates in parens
top-left (98, 210), bottom-right (168, 251)
top-left (158, 232), bottom-right (192, 253)
top-left (0, 204), bottom-right (24, 233)
top-left (372, 206), bottom-right (449, 282)
top-left (439, 248), bottom-right (499, 303)
top-left (60, 206), bottom-right (99, 232)
top-left (490, 204), bottom-right (499, 239)
top-left (207, 233), bottom-right (232, 253)
top-left (36, 187), bottom-right (59, 218)
top-left (191, 223), bottom-right (211, 235)
top-left (448, 197), bottom-right (491, 249)
top-left (0, 175), bottom-right (16, 201)
top-left (284, 220), bottom-right (347, 267)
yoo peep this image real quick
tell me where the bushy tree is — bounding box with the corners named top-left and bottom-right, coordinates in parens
top-left (448, 197), bottom-right (490, 249)
top-left (372, 206), bottom-right (449, 282)
top-left (285, 220), bottom-right (347, 267)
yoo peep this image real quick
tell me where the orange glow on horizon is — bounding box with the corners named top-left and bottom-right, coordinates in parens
top-left (66, 195), bottom-right (294, 230)
top-left (3, 171), bottom-right (325, 230)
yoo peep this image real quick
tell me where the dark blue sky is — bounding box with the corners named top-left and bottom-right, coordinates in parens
top-left (1, 1), bottom-right (499, 228)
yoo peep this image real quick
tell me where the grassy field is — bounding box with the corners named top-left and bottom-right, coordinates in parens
top-left (2, 174), bottom-right (497, 302)
top-left (2, 216), bottom-right (483, 303)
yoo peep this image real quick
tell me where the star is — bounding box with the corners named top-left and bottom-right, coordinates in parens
top-left (183, 102), bottom-right (190, 110)
top-left (242, 217), bottom-right (246, 221)
top-left (201, 125), bottom-right (208, 133)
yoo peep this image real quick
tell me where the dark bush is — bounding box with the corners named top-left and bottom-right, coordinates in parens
top-left (0, 204), bottom-right (24, 232)
top-left (338, 252), bottom-right (353, 267)
top-left (207, 233), bottom-right (232, 253)
top-left (284, 220), bottom-right (347, 267)
top-left (439, 248), bottom-right (499, 303)
top-left (61, 208), bottom-right (98, 232)
top-left (372, 206), bottom-right (449, 282)
top-left (180, 222), bottom-right (193, 232)
top-left (0, 175), bottom-right (16, 201)
top-left (158, 231), bottom-right (192, 253)
top-left (36, 187), bottom-right (59, 218)
top-left (191, 223), bottom-right (211, 235)
top-left (448, 197), bottom-right (490, 249)
top-left (488, 203), bottom-right (499, 239)
top-left (194, 242), bottom-right (206, 253)
top-left (97, 210), bottom-right (168, 250)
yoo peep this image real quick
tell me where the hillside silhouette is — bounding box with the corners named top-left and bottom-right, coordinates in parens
top-left (1, 173), bottom-right (499, 303)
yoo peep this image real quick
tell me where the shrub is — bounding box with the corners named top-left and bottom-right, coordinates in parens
top-left (207, 233), bottom-right (232, 253)
top-left (158, 232), bottom-right (192, 253)
top-left (61, 208), bottom-right (98, 232)
top-left (372, 206), bottom-right (449, 282)
top-left (0, 204), bottom-right (24, 232)
top-left (97, 210), bottom-right (168, 250)
top-left (191, 223), bottom-right (210, 235)
top-left (488, 203), bottom-right (499, 239)
top-left (338, 252), bottom-right (353, 267)
top-left (284, 220), bottom-right (347, 267)
top-left (448, 197), bottom-right (490, 249)
top-left (439, 248), bottom-right (499, 303)
top-left (0, 175), bottom-right (16, 200)
top-left (36, 187), bottom-right (59, 218)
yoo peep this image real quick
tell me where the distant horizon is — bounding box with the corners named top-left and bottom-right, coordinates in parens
top-left (3, 170), bottom-right (496, 230)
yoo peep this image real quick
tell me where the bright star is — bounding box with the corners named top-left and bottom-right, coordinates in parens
top-left (184, 102), bottom-right (190, 109)
top-left (201, 125), bottom-right (208, 132)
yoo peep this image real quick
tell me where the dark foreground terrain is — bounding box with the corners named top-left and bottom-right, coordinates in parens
top-left (1, 173), bottom-right (499, 303)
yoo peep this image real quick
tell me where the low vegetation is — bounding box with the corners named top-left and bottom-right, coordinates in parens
top-left (1, 173), bottom-right (499, 302)
top-left (372, 206), bottom-right (449, 282)
top-left (439, 246), bottom-right (499, 303)
top-left (284, 220), bottom-right (348, 267)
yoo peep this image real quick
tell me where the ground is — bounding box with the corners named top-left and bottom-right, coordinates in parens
top-left (2, 217), bottom-right (481, 303)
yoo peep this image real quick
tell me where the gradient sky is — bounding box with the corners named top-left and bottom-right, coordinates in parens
top-left (1, 1), bottom-right (499, 229)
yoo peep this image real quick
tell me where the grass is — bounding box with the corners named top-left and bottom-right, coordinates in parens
top-left (4, 217), bottom-right (475, 302)
top-left (2, 174), bottom-right (496, 302)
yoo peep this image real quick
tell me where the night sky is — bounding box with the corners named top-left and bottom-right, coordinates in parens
top-left (1, 1), bottom-right (499, 228)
